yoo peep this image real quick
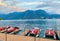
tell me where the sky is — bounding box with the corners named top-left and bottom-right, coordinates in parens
top-left (0, 0), bottom-right (60, 14)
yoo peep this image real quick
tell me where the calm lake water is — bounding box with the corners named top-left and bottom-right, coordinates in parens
top-left (0, 19), bottom-right (60, 38)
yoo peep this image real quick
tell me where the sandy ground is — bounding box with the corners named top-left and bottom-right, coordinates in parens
top-left (7, 34), bottom-right (58, 41)
top-left (57, 31), bottom-right (60, 39)
top-left (21, 30), bottom-right (29, 35)
top-left (0, 33), bottom-right (6, 41)
top-left (0, 31), bottom-right (60, 41)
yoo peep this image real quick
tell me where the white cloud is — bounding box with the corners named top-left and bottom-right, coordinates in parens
top-left (17, 2), bottom-right (44, 6)
top-left (0, 0), bottom-right (60, 14)
top-left (51, 8), bottom-right (60, 14)
top-left (41, 7), bottom-right (60, 14)
top-left (36, 0), bottom-right (60, 14)
top-left (53, 1), bottom-right (60, 3)
top-left (0, 0), bottom-right (24, 14)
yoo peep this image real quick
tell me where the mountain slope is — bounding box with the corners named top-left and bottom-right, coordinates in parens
top-left (0, 10), bottom-right (60, 20)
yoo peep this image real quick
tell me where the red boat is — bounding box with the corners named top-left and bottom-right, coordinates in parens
top-left (0, 26), bottom-right (20, 34)
top-left (0, 27), bottom-right (5, 31)
top-left (6, 26), bottom-right (19, 33)
top-left (26, 27), bottom-right (40, 37)
top-left (44, 28), bottom-right (56, 39)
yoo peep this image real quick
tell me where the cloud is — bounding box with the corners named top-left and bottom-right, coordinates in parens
top-left (19, 2), bottom-right (43, 6)
top-left (0, 1), bottom-right (7, 6)
top-left (9, 6), bottom-right (24, 12)
top-left (0, 0), bottom-right (60, 14)
top-left (0, 5), bottom-right (24, 14)
top-left (0, 0), bottom-right (42, 13)
top-left (0, 0), bottom-right (24, 14)
top-left (36, 0), bottom-right (60, 14)
top-left (53, 1), bottom-right (60, 3)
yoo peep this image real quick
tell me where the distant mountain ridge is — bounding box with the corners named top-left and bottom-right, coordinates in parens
top-left (0, 9), bottom-right (60, 20)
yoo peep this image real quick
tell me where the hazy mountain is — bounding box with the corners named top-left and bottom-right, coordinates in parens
top-left (0, 10), bottom-right (60, 20)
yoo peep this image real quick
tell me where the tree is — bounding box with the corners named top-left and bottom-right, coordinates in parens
top-left (0, 18), bottom-right (3, 20)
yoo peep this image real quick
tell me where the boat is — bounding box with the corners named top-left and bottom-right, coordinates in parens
top-left (0, 27), bottom-right (6, 33)
top-left (25, 27), bottom-right (40, 37)
top-left (44, 28), bottom-right (57, 39)
top-left (0, 26), bottom-right (21, 34)
top-left (6, 27), bottom-right (20, 34)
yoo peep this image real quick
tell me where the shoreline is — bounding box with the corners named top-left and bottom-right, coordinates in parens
top-left (0, 31), bottom-right (60, 41)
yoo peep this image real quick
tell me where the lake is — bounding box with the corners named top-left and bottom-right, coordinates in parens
top-left (0, 19), bottom-right (60, 38)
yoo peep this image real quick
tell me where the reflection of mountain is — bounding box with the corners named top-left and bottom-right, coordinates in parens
top-left (0, 9), bottom-right (60, 20)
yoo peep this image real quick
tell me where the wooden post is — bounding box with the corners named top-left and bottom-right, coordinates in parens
top-left (5, 27), bottom-right (7, 41)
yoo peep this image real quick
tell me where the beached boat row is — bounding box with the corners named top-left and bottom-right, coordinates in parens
top-left (0, 26), bottom-right (60, 40)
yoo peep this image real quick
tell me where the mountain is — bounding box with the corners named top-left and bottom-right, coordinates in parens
top-left (0, 14), bottom-right (7, 20)
top-left (49, 14), bottom-right (60, 19)
top-left (0, 9), bottom-right (60, 20)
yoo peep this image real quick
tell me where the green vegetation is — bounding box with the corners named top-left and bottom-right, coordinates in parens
top-left (0, 18), bottom-right (3, 20)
